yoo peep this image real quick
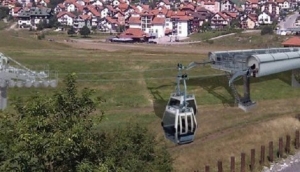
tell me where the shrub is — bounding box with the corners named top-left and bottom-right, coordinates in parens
top-left (261, 26), bottom-right (274, 35)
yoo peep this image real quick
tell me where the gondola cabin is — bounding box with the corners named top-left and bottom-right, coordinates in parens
top-left (161, 93), bottom-right (198, 144)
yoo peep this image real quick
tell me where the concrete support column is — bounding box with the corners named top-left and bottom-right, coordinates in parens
top-left (243, 74), bottom-right (250, 101)
top-left (0, 86), bottom-right (7, 110)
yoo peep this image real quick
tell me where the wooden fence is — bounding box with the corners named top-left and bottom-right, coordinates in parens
top-left (194, 130), bottom-right (300, 172)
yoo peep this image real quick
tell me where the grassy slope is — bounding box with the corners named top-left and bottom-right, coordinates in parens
top-left (1, 30), bottom-right (300, 171)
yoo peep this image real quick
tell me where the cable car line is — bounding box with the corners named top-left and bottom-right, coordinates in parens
top-left (73, 74), bottom-right (225, 82)
top-left (56, 67), bottom-right (178, 75)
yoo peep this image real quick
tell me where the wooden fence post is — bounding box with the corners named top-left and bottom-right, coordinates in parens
top-left (241, 153), bottom-right (246, 172)
top-left (231, 156), bottom-right (235, 172)
top-left (250, 149), bottom-right (255, 171)
top-left (260, 145), bottom-right (265, 165)
top-left (296, 130), bottom-right (300, 149)
top-left (269, 141), bottom-right (273, 162)
top-left (218, 161), bottom-right (223, 172)
top-left (279, 137), bottom-right (283, 158)
top-left (286, 135), bottom-right (291, 154)
top-left (205, 165), bottom-right (210, 172)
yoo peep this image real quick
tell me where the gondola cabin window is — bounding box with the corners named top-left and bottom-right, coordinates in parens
top-left (169, 98), bottom-right (180, 106)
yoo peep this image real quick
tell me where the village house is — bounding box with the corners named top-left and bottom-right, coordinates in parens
top-left (220, 0), bottom-right (236, 11)
top-left (197, 0), bottom-right (221, 13)
top-left (186, 7), bottom-right (212, 32)
top-left (57, 11), bottom-right (76, 26)
top-left (73, 14), bottom-right (92, 29)
top-left (210, 12), bottom-right (230, 29)
top-left (6, 0), bottom-right (295, 40)
top-left (17, 7), bottom-right (53, 28)
top-left (294, 16), bottom-right (300, 26)
top-left (170, 11), bottom-right (193, 37)
top-left (276, 0), bottom-right (290, 9)
top-left (257, 11), bottom-right (273, 25)
top-left (240, 14), bottom-right (258, 29)
top-left (260, 2), bottom-right (280, 16)
top-left (282, 36), bottom-right (300, 47)
top-left (242, 0), bottom-right (258, 12)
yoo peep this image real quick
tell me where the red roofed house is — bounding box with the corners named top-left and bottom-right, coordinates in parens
top-left (241, 14), bottom-right (257, 29)
top-left (73, 14), bottom-right (92, 30)
top-left (276, 0), bottom-right (290, 10)
top-left (151, 11), bottom-right (166, 37)
top-left (221, 0), bottom-right (236, 11)
top-left (128, 13), bottom-right (141, 28)
top-left (198, 0), bottom-right (221, 13)
top-left (157, 0), bottom-right (171, 9)
top-left (242, 0), bottom-right (258, 12)
top-left (260, 2), bottom-right (280, 16)
top-left (118, 28), bottom-right (150, 42)
top-left (210, 12), bottom-right (230, 29)
top-left (171, 11), bottom-right (193, 37)
top-left (11, 7), bottom-right (22, 17)
top-left (282, 36), bottom-right (300, 47)
top-left (57, 11), bottom-right (76, 26)
top-left (83, 5), bottom-right (101, 27)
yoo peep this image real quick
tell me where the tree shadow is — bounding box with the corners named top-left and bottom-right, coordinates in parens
top-left (148, 84), bottom-right (173, 119)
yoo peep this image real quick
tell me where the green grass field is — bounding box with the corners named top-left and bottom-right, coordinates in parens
top-left (1, 29), bottom-right (300, 171)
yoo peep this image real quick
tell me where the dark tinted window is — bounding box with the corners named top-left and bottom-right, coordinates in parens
top-left (187, 99), bottom-right (197, 114)
top-left (169, 98), bottom-right (180, 106)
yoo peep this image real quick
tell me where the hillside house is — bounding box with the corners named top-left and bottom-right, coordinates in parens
top-left (73, 14), bottom-right (92, 29)
top-left (57, 11), bottom-right (76, 26)
top-left (17, 7), bottom-right (53, 28)
top-left (240, 14), bottom-right (257, 29)
top-left (276, 0), bottom-right (290, 9)
top-left (242, 0), bottom-right (258, 12)
top-left (210, 12), bottom-right (229, 29)
top-left (258, 11), bottom-right (273, 25)
top-left (198, 0), bottom-right (221, 13)
top-left (221, 0), bottom-right (235, 11)
top-left (260, 2), bottom-right (280, 16)
top-left (171, 12), bottom-right (192, 37)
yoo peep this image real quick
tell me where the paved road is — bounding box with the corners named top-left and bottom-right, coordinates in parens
top-left (278, 12), bottom-right (299, 30)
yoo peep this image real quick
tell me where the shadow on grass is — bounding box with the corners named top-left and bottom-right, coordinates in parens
top-left (148, 85), bottom-right (173, 119)
top-left (188, 71), bottom-right (292, 107)
top-left (148, 71), bottom-right (293, 119)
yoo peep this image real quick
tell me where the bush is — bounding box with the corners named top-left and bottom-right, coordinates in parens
top-left (79, 25), bottom-right (91, 38)
top-left (0, 74), bottom-right (173, 172)
top-left (37, 32), bottom-right (45, 40)
top-left (205, 39), bottom-right (214, 44)
top-left (261, 26), bottom-right (274, 35)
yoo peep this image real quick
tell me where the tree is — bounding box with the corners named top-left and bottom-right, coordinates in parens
top-left (37, 20), bottom-right (44, 30)
top-left (0, 7), bottom-right (9, 20)
top-left (0, 74), bottom-right (173, 172)
top-left (261, 25), bottom-right (274, 35)
top-left (79, 26), bottom-right (91, 38)
top-left (48, 15), bottom-right (60, 28)
top-left (201, 21), bottom-right (211, 32)
top-left (48, 0), bottom-right (64, 9)
top-left (230, 19), bottom-right (240, 29)
top-left (0, 74), bottom-right (104, 171)
top-left (67, 26), bottom-right (76, 36)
